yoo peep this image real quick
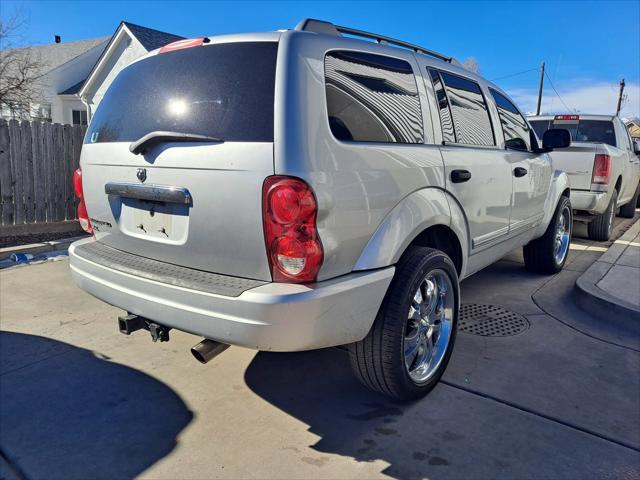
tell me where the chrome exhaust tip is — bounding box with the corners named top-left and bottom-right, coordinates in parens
top-left (191, 339), bottom-right (230, 364)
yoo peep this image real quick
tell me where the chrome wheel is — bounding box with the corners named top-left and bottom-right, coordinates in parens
top-left (404, 269), bottom-right (455, 383)
top-left (608, 200), bottom-right (615, 229)
top-left (554, 204), bottom-right (571, 264)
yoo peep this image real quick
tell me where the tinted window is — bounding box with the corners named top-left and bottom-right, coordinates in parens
top-left (529, 120), bottom-right (551, 140)
top-left (530, 119), bottom-right (616, 147)
top-left (489, 89), bottom-right (530, 150)
top-left (429, 69), bottom-right (456, 143)
top-left (86, 42), bottom-right (277, 144)
top-left (438, 72), bottom-right (494, 146)
top-left (324, 51), bottom-right (423, 143)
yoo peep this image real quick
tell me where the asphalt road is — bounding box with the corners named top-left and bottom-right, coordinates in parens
top-left (1, 216), bottom-right (639, 480)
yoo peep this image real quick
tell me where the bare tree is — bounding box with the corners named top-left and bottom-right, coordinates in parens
top-left (462, 57), bottom-right (480, 74)
top-left (0, 11), bottom-right (43, 119)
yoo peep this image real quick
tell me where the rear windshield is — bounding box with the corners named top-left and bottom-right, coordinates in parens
top-left (529, 119), bottom-right (616, 147)
top-left (85, 42), bottom-right (277, 144)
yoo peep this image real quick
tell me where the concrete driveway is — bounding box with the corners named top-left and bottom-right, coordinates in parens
top-left (1, 218), bottom-right (639, 479)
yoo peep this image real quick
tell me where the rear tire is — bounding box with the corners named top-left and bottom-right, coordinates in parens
top-left (523, 195), bottom-right (572, 274)
top-left (349, 247), bottom-right (459, 400)
top-left (588, 190), bottom-right (617, 241)
top-left (619, 184), bottom-right (639, 218)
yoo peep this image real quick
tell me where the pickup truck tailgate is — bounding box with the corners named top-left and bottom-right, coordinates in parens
top-left (547, 143), bottom-right (600, 190)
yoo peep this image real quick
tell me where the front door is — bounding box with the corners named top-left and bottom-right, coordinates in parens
top-left (488, 88), bottom-right (550, 235)
top-left (506, 151), bottom-right (551, 234)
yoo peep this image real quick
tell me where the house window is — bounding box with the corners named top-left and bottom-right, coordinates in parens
top-left (31, 103), bottom-right (52, 122)
top-left (72, 109), bottom-right (88, 125)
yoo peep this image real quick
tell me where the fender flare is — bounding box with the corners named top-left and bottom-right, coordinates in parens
top-left (534, 169), bottom-right (571, 238)
top-left (353, 188), bottom-right (469, 276)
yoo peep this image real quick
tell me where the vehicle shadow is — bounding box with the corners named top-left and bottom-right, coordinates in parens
top-left (244, 346), bottom-right (639, 480)
top-left (244, 347), bottom-right (455, 479)
top-left (0, 331), bottom-right (193, 480)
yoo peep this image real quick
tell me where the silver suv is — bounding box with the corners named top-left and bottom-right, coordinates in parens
top-left (70, 19), bottom-right (571, 399)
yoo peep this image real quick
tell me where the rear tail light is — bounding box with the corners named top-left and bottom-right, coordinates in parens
top-left (592, 154), bottom-right (611, 185)
top-left (262, 176), bottom-right (323, 283)
top-left (73, 168), bottom-right (93, 234)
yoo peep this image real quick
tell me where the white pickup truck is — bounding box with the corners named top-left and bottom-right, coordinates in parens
top-left (529, 114), bottom-right (640, 240)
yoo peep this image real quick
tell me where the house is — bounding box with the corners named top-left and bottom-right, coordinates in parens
top-left (1, 37), bottom-right (109, 124)
top-left (0, 22), bottom-right (183, 125)
top-left (79, 22), bottom-right (184, 121)
top-left (625, 117), bottom-right (640, 139)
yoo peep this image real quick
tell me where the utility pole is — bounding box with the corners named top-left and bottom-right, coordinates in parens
top-left (615, 78), bottom-right (626, 116)
top-left (536, 62), bottom-right (545, 115)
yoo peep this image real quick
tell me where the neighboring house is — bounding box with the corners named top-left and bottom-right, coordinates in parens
top-left (0, 21), bottom-right (183, 125)
top-left (625, 117), bottom-right (640, 139)
top-left (79, 22), bottom-right (184, 121)
top-left (1, 37), bottom-right (109, 124)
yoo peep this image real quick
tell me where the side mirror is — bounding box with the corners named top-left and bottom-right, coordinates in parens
top-left (542, 128), bottom-right (571, 151)
top-left (633, 139), bottom-right (640, 155)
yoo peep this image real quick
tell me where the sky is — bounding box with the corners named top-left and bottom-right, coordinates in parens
top-left (3, 0), bottom-right (640, 118)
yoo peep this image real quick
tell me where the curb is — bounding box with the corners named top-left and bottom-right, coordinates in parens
top-left (0, 235), bottom-right (87, 261)
top-left (575, 219), bottom-right (640, 332)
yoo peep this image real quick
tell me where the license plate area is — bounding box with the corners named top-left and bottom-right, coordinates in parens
top-left (120, 198), bottom-right (189, 245)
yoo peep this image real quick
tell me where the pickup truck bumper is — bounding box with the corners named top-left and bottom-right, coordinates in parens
top-left (69, 238), bottom-right (394, 351)
top-left (571, 190), bottom-right (610, 214)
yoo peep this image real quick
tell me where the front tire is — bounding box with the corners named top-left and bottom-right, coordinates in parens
top-left (619, 184), bottom-right (639, 218)
top-left (523, 195), bottom-right (572, 274)
top-left (588, 190), bottom-right (617, 241)
top-left (349, 247), bottom-right (459, 400)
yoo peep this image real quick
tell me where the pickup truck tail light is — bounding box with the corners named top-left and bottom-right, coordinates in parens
top-left (73, 168), bottom-right (93, 234)
top-left (592, 154), bottom-right (611, 185)
top-left (262, 176), bottom-right (323, 283)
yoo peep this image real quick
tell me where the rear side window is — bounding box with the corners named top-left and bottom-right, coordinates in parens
top-left (86, 42), bottom-right (278, 144)
top-left (489, 88), bottom-right (530, 151)
top-left (530, 119), bottom-right (617, 147)
top-left (324, 50), bottom-right (424, 144)
top-left (435, 71), bottom-right (494, 146)
top-left (429, 69), bottom-right (456, 143)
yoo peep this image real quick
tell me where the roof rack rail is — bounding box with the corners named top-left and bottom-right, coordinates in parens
top-left (294, 18), bottom-right (455, 64)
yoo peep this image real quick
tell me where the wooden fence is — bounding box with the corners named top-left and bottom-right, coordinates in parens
top-left (0, 119), bottom-right (86, 228)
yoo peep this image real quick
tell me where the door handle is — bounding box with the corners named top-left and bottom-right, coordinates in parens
top-left (514, 167), bottom-right (528, 177)
top-left (451, 169), bottom-right (472, 183)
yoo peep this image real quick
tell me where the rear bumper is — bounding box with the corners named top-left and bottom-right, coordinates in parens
top-left (571, 190), bottom-right (610, 214)
top-left (69, 238), bottom-right (394, 351)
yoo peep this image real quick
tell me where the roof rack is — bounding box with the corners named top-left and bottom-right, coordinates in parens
top-left (295, 18), bottom-right (455, 64)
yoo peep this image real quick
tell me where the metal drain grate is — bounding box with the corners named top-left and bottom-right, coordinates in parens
top-left (458, 303), bottom-right (530, 337)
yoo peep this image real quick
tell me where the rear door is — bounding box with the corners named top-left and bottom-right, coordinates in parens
top-left (428, 69), bottom-right (512, 250)
top-left (489, 89), bottom-right (550, 233)
top-left (81, 41), bottom-right (279, 281)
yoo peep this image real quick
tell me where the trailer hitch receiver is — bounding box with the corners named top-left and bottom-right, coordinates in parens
top-left (118, 314), bottom-right (171, 342)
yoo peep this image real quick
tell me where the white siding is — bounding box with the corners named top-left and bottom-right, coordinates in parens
top-left (84, 35), bottom-right (147, 117)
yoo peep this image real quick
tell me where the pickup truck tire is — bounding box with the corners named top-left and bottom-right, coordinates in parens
top-left (619, 184), bottom-right (639, 218)
top-left (588, 190), bottom-right (617, 241)
top-left (523, 195), bottom-right (572, 274)
top-left (348, 246), bottom-right (459, 400)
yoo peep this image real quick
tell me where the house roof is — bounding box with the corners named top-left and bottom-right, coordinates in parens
top-left (123, 21), bottom-right (184, 51)
top-left (59, 79), bottom-right (85, 95)
top-left (78, 21), bottom-right (184, 98)
top-left (7, 37), bottom-right (110, 75)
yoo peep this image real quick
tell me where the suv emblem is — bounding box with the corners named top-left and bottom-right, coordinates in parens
top-left (136, 168), bottom-right (147, 183)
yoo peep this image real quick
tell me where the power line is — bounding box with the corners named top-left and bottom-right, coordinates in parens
top-left (543, 70), bottom-right (574, 113)
top-left (490, 67), bottom-right (539, 82)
